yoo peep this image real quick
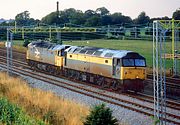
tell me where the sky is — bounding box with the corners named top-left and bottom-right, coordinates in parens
top-left (0, 0), bottom-right (179, 20)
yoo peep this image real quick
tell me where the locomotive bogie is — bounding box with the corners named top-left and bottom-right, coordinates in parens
top-left (27, 59), bottom-right (62, 75)
top-left (121, 79), bottom-right (144, 92)
top-left (63, 67), bottom-right (143, 92)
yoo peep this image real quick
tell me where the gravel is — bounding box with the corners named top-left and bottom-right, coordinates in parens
top-left (0, 66), bottom-right (177, 125)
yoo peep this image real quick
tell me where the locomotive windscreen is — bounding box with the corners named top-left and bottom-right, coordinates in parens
top-left (122, 52), bottom-right (146, 67)
top-left (122, 59), bottom-right (146, 67)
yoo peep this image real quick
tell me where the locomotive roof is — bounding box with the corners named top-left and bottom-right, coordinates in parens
top-left (65, 46), bottom-right (145, 59)
top-left (28, 40), bottom-right (70, 51)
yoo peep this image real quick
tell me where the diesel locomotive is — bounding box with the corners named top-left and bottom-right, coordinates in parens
top-left (26, 40), bottom-right (146, 92)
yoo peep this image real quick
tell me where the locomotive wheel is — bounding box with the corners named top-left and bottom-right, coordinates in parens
top-left (102, 81), bottom-right (110, 88)
top-left (111, 82), bottom-right (119, 91)
top-left (97, 77), bottom-right (104, 86)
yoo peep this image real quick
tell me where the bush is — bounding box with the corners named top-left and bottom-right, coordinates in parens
top-left (23, 39), bottom-right (30, 47)
top-left (84, 104), bottom-right (118, 125)
top-left (0, 97), bottom-right (46, 125)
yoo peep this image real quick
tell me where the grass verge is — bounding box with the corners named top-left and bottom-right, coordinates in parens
top-left (0, 72), bottom-right (89, 125)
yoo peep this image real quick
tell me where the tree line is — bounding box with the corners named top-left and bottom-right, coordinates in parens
top-left (0, 7), bottom-right (180, 27)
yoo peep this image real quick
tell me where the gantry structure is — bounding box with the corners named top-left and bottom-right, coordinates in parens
top-left (153, 19), bottom-right (180, 125)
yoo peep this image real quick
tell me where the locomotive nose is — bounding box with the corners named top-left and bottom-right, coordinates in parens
top-left (122, 67), bottom-right (146, 79)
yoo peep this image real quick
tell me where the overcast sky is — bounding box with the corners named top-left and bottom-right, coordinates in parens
top-left (0, 0), bottom-right (179, 20)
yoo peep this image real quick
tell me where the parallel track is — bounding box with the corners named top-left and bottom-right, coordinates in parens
top-left (0, 55), bottom-right (179, 110)
top-left (1, 58), bottom-right (180, 124)
top-left (0, 47), bottom-right (180, 124)
top-left (0, 61), bottom-right (179, 124)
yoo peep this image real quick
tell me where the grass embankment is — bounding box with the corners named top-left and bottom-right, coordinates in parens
top-left (0, 72), bottom-right (89, 125)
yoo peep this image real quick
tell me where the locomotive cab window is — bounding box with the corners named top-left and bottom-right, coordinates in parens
top-left (122, 59), bottom-right (134, 66)
top-left (57, 49), bottom-right (65, 56)
top-left (61, 49), bottom-right (65, 56)
top-left (117, 59), bottom-right (121, 66)
top-left (57, 51), bottom-right (61, 56)
top-left (135, 59), bottom-right (146, 66)
top-left (113, 58), bottom-right (121, 66)
top-left (122, 59), bottom-right (146, 67)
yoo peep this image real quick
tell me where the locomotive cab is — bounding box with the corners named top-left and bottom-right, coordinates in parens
top-left (120, 53), bottom-right (146, 92)
top-left (113, 58), bottom-right (122, 79)
top-left (55, 46), bottom-right (71, 67)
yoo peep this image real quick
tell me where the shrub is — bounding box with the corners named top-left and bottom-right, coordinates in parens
top-left (84, 104), bottom-right (118, 125)
top-left (0, 97), bottom-right (46, 125)
top-left (23, 39), bottom-right (30, 47)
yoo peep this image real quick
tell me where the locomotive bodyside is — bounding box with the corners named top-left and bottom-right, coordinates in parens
top-left (64, 46), bottom-right (146, 92)
top-left (26, 41), bottom-right (146, 92)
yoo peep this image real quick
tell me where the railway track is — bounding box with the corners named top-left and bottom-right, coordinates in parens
top-left (0, 56), bottom-right (180, 124)
top-left (0, 55), bottom-right (179, 108)
top-left (147, 74), bottom-right (180, 87)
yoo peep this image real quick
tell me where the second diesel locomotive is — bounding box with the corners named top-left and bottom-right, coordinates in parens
top-left (27, 40), bottom-right (146, 92)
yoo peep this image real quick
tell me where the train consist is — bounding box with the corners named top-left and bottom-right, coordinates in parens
top-left (26, 40), bottom-right (146, 92)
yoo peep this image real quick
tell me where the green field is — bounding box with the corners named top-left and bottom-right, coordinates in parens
top-left (63, 39), bottom-right (173, 68)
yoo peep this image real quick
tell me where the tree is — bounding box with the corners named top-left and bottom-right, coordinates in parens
top-left (101, 15), bottom-right (112, 25)
top-left (150, 16), bottom-right (171, 23)
top-left (15, 11), bottom-right (30, 26)
top-left (64, 8), bottom-right (85, 25)
top-left (84, 10), bottom-right (96, 18)
top-left (173, 8), bottom-right (180, 20)
top-left (111, 12), bottom-right (132, 25)
top-left (15, 11), bottom-right (39, 26)
top-left (85, 15), bottom-right (102, 26)
top-left (134, 12), bottom-right (150, 24)
top-left (41, 12), bottom-right (61, 25)
top-left (42, 8), bottom-right (85, 26)
top-left (96, 7), bottom-right (110, 16)
top-left (84, 104), bottom-right (118, 125)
